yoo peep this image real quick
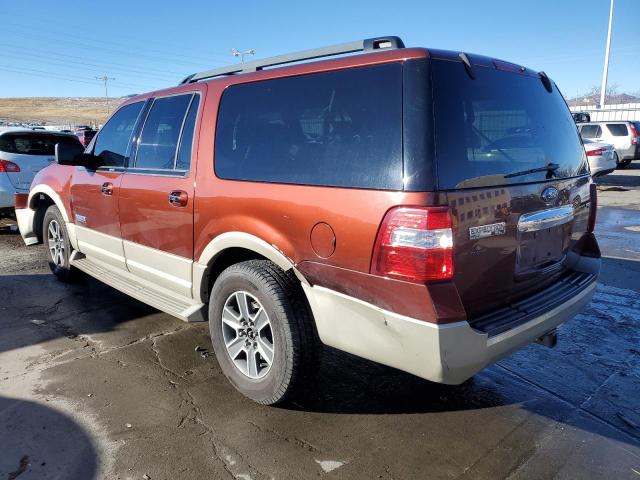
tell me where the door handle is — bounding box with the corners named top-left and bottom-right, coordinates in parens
top-left (101, 182), bottom-right (113, 196)
top-left (168, 190), bottom-right (188, 207)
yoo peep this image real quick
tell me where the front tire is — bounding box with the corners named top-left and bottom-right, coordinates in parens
top-left (43, 205), bottom-right (80, 282)
top-left (208, 260), bottom-right (316, 405)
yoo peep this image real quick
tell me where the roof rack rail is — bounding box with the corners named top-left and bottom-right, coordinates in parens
top-left (179, 36), bottom-right (405, 84)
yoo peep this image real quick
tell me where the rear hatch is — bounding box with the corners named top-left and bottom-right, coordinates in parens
top-left (429, 56), bottom-right (591, 319)
top-left (0, 132), bottom-right (81, 190)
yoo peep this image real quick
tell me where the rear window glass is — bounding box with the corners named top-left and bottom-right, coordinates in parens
top-left (432, 60), bottom-right (588, 189)
top-left (606, 123), bottom-right (628, 136)
top-left (0, 133), bottom-right (81, 155)
top-left (214, 64), bottom-right (402, 189)
top-left (580, 125), bottom-right (602, 138)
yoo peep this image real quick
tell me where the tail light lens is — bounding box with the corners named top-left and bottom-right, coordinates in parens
top-left (629, 123), bottom-right (638, 145)
top-left (588, 183), bottom-right (597, 233)
top-left (586, 148), bottom-right (605, 157)
top-left (0, 159), bottom-right (21, 172)
top-left (371, 207), bottom-right (453, 283)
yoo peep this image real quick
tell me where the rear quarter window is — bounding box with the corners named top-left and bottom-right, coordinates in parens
top-left (580, 125), bottom-right (602, 138)
top-left (606, 123), bottom-right (629, 136)
top-left (214, 64), bottom-right (403, 189)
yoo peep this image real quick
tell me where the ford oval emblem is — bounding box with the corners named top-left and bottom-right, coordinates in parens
top-left (541, 186), bottom-right (559, 203)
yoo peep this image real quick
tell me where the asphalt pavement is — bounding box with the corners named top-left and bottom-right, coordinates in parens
top-left (1, 165), bottom-right (640, 479)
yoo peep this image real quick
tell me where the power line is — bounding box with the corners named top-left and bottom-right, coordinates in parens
top-left (2, 43), bottom-right (190, 77)
top-left (4, 27), bottom-right (228, 69)
top-left (4, 20), bottom-right (235, 65)
top-left (0, 65), bottom-right (155, 91)
top-left (1, 50), bottom-right (176, 84)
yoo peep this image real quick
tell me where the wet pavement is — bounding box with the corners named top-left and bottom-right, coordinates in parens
top-left (1, 164), bottom-right (640, 479)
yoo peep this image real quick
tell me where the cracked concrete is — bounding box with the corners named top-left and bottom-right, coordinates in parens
top-left (1, 171), bottom-right (640, 479)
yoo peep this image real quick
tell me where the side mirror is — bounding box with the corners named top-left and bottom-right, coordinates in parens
top-left (55, 142), bottom-right (99, 169)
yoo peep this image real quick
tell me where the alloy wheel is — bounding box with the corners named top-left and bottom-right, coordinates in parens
top-left (221, 291), bottom-right (275, 380)
top-left (47, 220), bottom-right (65, 266)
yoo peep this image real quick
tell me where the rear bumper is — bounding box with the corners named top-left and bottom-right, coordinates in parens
top-left (0, 174), bottom-right (17, 209)
top-left (589, 154), bottom-right (617, 176)
top-left (303, 257), bottom-right (599, 385)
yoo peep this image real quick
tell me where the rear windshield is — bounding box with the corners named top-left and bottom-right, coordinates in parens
top-left (432, 60), bottom-right (588, 189)
top-left (0, 132), bottom-right (81, 155)
top-left (606, 123), bottom-right (628, 136)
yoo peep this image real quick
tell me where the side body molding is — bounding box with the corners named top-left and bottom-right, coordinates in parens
top-left (193, 231), bottom-right (309, 303)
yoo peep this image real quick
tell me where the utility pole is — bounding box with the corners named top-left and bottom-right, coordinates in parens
top-left (95, 74), bottom-right (115, 116)
top-left (599, 0), bottom-right (614, 109)
top-left (231, 48), bottom-right (255, 63)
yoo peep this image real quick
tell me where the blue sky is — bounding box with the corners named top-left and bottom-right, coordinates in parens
top-left (0, 0), bottom-right (637, 99)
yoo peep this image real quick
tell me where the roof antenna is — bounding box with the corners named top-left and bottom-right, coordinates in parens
top-left (539, 71), bottom-right (553, 93)
top-left (459, 53), bottom-right (475, 79)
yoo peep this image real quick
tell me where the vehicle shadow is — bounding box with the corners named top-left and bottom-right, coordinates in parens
top-left (596, 160), bottom-right (640, 188)
top-left (0, 272), bottom-right (160, 356)
top-left (0, 396), bottom-right (99, 479)
top-left (284, 273), bottom-right (640, 447)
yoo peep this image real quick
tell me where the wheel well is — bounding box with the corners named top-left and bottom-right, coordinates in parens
top-left (203, 247), bottom-right (267, 301)
top-left (30, 193), bottom-right (55, 243)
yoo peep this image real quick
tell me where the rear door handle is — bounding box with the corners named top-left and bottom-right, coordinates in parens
top-left (168, 190), bottom-right (188, 207)
top-left (101, 182), bottom-right (113, 196)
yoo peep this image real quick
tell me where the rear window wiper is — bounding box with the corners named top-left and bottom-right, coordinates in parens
top-left (504, 163), bottom-right (560, 179)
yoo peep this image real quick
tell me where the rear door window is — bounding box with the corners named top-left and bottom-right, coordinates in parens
top-left (580, 125), bottom-right (602, 138)
top-left (134, 94), bottom-right (194, 170)
top-left (214, 64), bottom-right (402, 189)
top-left (606, 123), bottom-right (628, 136)
top-left (432, 59), bottom-right (587, 189)
top-left (94, 101), bottom-right (145, 167)
top-left (0, 133), bottom-right (81, 155)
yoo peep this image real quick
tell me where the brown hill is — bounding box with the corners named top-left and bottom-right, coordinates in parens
top-left (0, 97), bottom-right (126, 127)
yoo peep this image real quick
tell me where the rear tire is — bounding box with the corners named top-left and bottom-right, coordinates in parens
top-left (208, 260), bottom-right (317, 405)
top-left (43, 205), bottom-right (81, 283)
top-left (618, 155), bottom-right (632, 168)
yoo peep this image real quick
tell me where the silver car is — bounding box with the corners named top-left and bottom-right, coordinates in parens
top-left (0, 130), bottom-right (82, 217)
top-left (578, 121), bottom-right (640, 168)
top-left (582, 138), bottom-right (617, 177)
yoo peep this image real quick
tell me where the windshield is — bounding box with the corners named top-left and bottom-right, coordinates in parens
top-left (432, 59), bottom-right (588, 189)
top-left (0, 132), bottom-right (81, 155)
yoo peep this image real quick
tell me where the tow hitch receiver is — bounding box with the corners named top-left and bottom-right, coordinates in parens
top-left (535, 329), bottom-right (558, 348)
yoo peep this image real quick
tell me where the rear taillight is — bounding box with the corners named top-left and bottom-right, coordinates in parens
top-left (629, 123), bottom-right (638, 145)
top-left (371, 206), bottom-right (453, 283)
top-left (588, 183), bottom-right (597, 233)
top-left (586, 148), bottom-right (605, 157)
top-left (0, 159), bottom-right (20, 172)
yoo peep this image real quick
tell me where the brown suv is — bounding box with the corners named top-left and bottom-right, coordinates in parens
top-left (16, 36), bottom-right (600, 404)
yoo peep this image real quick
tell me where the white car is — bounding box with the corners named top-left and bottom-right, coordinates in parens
top-left (582, 138), bottom-right (617, 177)
top-left (0, 130), bottom-right (82, 217)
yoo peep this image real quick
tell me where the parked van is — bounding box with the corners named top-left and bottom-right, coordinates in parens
top-left (16, 37), bottom-right (600, 404)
